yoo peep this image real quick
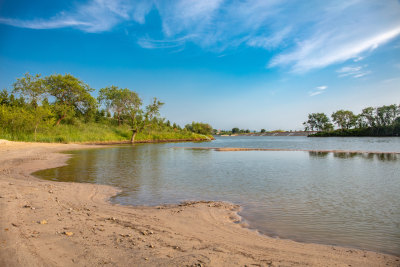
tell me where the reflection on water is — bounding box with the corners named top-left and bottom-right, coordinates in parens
top-left (172, 136), bottom-right (400, 152)
top-left (308, 151), bottom-right (329, 158)
top-left (309, 151), bottom-right (399, 161)
top-left (35, 138), bottom-right (400, 256)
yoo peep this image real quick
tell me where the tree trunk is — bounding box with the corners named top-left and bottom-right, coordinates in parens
top-left (130, 130), bottom-right (137, 143)
top-left (56, 114), bottom-right (66, 126)
top-left (34, 123), bottom-right (38, 142)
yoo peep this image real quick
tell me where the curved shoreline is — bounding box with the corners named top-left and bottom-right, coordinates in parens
top-left (0, 141), bottom-right (399, 266)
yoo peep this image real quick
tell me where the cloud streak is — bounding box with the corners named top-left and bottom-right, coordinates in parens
top-left (309, 85), bottom-right (328, 97)
top-left (309, 91), bottom-right (323, 97)
top-left (1, 0), bottom-right (400, 71)
top-left (337, 65), bottom-right (371, 78)
top-left (0, 0), bottom-right (144, 32)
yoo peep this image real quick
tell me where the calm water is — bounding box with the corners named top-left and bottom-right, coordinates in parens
top-left (35, 137), bottom-right (400, 255)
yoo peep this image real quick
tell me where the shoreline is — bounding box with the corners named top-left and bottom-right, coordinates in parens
top-left (182, 147), bottom-right (400, 154)
top-left (79, 138), bottom-right (213, 145)
top-left (0, 141), bottom-right (399, 266)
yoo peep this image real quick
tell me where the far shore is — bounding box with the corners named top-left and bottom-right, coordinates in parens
top-left (0, 141), bottom-right (399, 266)
top-left (182, 147), bottom-right (400, 154)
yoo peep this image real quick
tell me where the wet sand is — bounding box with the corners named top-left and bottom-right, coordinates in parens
top-left (0, 141), bottom-right (399, 266)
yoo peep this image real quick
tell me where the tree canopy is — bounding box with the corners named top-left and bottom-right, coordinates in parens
top-left (331, 110), bottom-right (356, 129)
top-left (99, 86), bottom-right (164, 142)
top-left (44, 74), bottom-right (96, 125)
top-left (305, 104), bottom-right (400, 136)
top-left (98, 86), bottom-right (128, 126)
top-left (13, 73), bottom-right (46, 107)
top-left (303, 113), bottom-right (333, 131)
top-left (185, 122), bottom-right (213, 135)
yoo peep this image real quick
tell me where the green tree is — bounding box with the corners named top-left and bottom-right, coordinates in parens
top-left (127, 97), bottom-right (164, 143)
top-left (331, 110), bottom-right (356, 129)
top-left (44, 74), bottom-right (96, 125)
top-left (360, 107), bottom-right (376, 128)
top-left (303, 113), bottom-right (333, 131)
top-left (0, 89), bottom-right (9, 105)
top-left (98, 86), bottom-right (126, 126)
top-left (185, 122), bottom-right (213, 135)
top-left (12, 73), bottom-right (52, 139)
top-left (12, 73), bottom-right (46, 107)
top-left (260, 129), bottom-right (266, 133)
top-left (232, 127), bottom-right (239, 134)
top-left (100, 87), bottom-right (164, 143)
top-left (376, 104), bottom-right (399, 127)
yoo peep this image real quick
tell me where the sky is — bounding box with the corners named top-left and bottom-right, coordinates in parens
top-left (0, 0), bottom-right (399, 131)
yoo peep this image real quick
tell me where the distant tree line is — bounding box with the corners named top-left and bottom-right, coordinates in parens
top-left (0, 73), bottom-right (213, 142)
top-left (216, 128), bottom-right (287, 135)
top-left (303, 104), bottom-right (400, 136)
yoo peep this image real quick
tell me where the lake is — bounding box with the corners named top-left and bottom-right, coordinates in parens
top-left (34, 136), bottom-right (400, 255)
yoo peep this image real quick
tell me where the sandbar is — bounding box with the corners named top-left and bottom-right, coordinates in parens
top-left (0, 141), bottom-right (399, 266)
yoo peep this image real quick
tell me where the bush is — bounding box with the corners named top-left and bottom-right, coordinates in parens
top-left (309, 126), bottom-right (400, 137)
top-left (185, 122), bottom-right (213, 135)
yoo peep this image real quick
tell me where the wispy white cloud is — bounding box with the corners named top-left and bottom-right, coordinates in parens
top-left (270, 26), bottom-right (400, 72)
top-left (353, 72), bottom-right (371, 78)
top-left (381, 77), bottom-right (400, 83)
top-left (150, 0), bottom-right (283, 51)
top-left (353, 56), bottom-right (364, 62)
top-left (0, 17), bottom-right (92, 29)
top-left (337, 66), bottom-right (362, 76)
top-left (247, 27), bottom-right (292, 50)
top-left (337, 65), bottom-right (371, 78)
top-left (154, 0), bottom-right (224, 38)
top-left (0, 0), bottom-right (146, 32)
top-left (268, 0), bottom-right (400, 71)
top-left (137, 35), bottom-right (196, 49)
top-left (309, 91), bottom-right (323, 97)
top-left (309, 85), bottom-right (328, 96)
top-left (1, 0), bottom-right (400, 72)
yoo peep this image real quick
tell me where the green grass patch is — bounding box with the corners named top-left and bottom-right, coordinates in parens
top-left (0, 122), bottom-right (212, 143)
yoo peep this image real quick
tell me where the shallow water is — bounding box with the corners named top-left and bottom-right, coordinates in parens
top-left (35, 136), bottom-right (400, 255)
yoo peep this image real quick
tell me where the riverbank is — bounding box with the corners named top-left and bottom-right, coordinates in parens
top-left (309, 127), bottom-right (400, 137)
top-left (0, 122), bottom-right (213, 143)
top-left (81, 137), bottom-right (213, 145)
top-left (0, 141), bottom-right (399, 266)
top-left (215, 131), bottom-right (317, 137)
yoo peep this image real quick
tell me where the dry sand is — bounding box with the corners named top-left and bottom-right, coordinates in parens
top-left (0, 141), bottom-right (399, 266)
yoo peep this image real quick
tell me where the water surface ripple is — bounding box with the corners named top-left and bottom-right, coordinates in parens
top-left (35, 137), bottom-right (400, 255)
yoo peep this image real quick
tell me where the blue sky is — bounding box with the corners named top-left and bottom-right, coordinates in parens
top-left (0, 0), bottom-right (399, 130)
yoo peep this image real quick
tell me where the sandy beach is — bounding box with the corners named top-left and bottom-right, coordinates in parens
top-left (0, 141), bottom-right (399, 266)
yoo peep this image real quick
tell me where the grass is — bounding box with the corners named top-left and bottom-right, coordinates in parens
top-left (0, 122), bottom-right (212, 143)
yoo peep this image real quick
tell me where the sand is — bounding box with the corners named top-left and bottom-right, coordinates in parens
top-left (0, 141), bottom-right (399, 267)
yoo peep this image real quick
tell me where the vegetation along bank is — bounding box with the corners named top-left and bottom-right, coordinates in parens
top-left (303, 104), bottom-right (400, 137)
top-left (0, 73), bottom-right (213, 143)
